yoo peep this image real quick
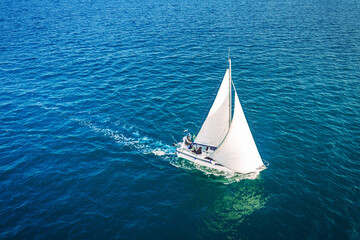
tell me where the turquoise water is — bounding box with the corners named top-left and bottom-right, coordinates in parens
top-left (1, 0), bottom-right (360, 239)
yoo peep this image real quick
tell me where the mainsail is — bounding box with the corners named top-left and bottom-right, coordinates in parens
top-left (210, 90), bottom-right (264, 173)
top-left (194, 69), bottom-right (230, 148)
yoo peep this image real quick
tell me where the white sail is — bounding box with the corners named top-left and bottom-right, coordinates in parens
top-left (210, 90), bottom-right (264, 173)
top-left (195, 69), bottom-right (230, 147)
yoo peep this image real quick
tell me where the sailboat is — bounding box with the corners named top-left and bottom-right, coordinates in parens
top-left (176, 58), bottom-right (266, 174)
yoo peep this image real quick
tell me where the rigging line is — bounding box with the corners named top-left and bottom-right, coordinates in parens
top-left (228, 56), bottom-right (232, 128)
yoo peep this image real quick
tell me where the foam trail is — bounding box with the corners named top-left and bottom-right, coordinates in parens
top-left (82, 119), bottom-right (261, 182)
top-left (74, 117), bottom-right (176, 157)
top-left (152, 150), bottom-right (166, 156)
top-left (34, 100), bottom-right (176, 157)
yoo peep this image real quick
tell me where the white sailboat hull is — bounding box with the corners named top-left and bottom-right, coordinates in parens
top-left (176, 146), bottom-right (265, 173)
top-left (176, 147), bottom-right (232, 172)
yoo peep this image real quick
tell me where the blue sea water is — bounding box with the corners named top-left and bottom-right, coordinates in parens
top-left (1, 0), bottom-right (360, 238)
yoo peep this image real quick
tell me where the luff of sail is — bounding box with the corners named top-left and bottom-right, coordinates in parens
top-left (210, 90), bottom-right (264, 173)
top-left (194, 69), bottom-right (230, 148)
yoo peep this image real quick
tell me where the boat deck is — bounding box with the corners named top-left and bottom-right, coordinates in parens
top-left (176, 147), bottom-right (232, 172)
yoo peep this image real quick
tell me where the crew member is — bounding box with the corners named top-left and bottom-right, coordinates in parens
top-left (183, 133), bottom-right (193, 148)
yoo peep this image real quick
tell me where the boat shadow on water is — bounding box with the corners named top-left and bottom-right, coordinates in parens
top-left (200, 182), bottom-right (268, 239)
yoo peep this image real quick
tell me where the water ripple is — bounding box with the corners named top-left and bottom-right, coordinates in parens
top-left (1, 0), bottom-right (360, 238)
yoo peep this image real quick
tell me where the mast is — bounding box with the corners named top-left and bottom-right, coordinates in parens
top-left (228, 57), bottom-right (232, 128)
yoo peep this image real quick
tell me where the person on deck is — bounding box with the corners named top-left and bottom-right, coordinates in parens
top-left (192, 146), bottom-right (202, 154)
top-left (183, 133), bottom-right (193, 149)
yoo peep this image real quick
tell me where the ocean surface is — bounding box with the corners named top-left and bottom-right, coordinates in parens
top-left (1, 0), bottom-right (359, 239)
